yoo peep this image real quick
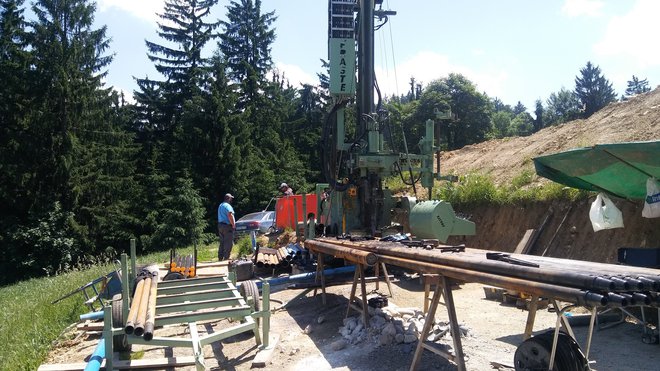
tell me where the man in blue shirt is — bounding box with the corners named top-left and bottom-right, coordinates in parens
top-left (217, 193), bottom-right (236, 261)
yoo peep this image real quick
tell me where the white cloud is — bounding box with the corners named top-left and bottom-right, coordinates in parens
top-left (561, 0), bottom-right (603, 17)
top-left (375, 51), bottom-right (509, 98)
top-left (273, 62), bottom-right (318, 87)
top-left (98, 0), bottom-right (164, 24)
top-left (593, 0), bottom-right (660, 67)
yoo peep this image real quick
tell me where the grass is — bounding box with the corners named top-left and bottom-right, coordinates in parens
top-left (0, 240), bottom-right (221, 371)
top-left (433, 172), bottom-right (587, 206)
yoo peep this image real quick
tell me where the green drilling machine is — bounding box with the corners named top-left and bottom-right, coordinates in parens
top-left (315, 0), bottom-right (474, 243)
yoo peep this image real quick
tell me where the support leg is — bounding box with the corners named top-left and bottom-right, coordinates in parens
top-left (346, 268), bottom-right (360, 319)
top-left (317, 253), bottom-right (326, 305)
top-left (375, 263), bottom-right (380, 291)
top-left (381, 263), bottom-right (394, 298)
top-left (523, 295), bottom-right (539, 340)
top-left (189, 322), bottom-right (206, 371)
top-left (359, 264), bottom-right (369, 326)
top-left (442, 277), bottom-right (466, 371)
top-left (411, 283), bottom-right (442, 371)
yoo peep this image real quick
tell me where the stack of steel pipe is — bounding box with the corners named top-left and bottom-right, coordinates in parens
top-left (170, 254), bottom-right (195, 278)
top-left (124, 269), bottom-right (159, 340)
top-left (255, 249), bottom-right (288, 268)
top-left (307, 238), bottom-right (660, 308)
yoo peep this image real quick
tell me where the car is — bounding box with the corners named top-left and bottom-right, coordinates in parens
top-left (234, 211), bottom-right (276, 238)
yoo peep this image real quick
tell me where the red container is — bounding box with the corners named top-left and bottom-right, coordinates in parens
top-left (275, 194), bottom-right (318, 230)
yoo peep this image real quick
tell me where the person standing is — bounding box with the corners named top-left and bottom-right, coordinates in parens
top-left (217, 193), bottom-right (236, 262)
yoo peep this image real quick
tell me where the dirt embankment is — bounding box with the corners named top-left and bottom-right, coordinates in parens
top-left (442, 88), bottom-right (660, 261)
top-left (448, 199), bottom-right (660, 263)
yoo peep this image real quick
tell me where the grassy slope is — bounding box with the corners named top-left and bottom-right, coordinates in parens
top-left (0, 243), bottom-right (222, 371)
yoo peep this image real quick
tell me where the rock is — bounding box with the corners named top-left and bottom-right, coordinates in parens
top-left (317, 315), bottom-right (325, 324)
top-left (331, 339), bottom-right (347, 351)
top-left (370, 315), bottom-right (386, 329)
top-left (404, 334), bottom-right (417, 343)
top-left (346, 317), bottom-right (357, 331)
top-left (395, 333), bottom-right (405, 344)
top-left (382, 323), bottom-right (397, 337)
top-left (379, 333), bottom-right (394, 346)
top-left (406, 322), bottom-right (418, 334)
top-left (401, 344), bottom-right (414, 353)
top-left (339, 326), bottom-right (351, 338)
top-left (459, 325), bottom-right (470, 336)
top-left (288, 347), bottom-right (300, 356)
top-left (343, 317), bottom-right (357, 327)
top-left (354, 322), bottom-right (364, 334)
top-left (303, 324), bottom-right (313, 334)
top-left (402, 314), bottom-right (412, 322)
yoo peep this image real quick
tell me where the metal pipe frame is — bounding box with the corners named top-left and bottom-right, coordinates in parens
top-left (311, 238), bottom-right (660, 370)
top-left (104, 251), bottom-right (271, 371)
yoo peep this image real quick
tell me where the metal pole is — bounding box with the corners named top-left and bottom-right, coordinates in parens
top-left (262, 282), bottom-right (270, 348)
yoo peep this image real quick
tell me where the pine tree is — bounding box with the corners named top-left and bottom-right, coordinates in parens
top-left (533, 99), bottom-right (544, 132)
top-left (624, 75), bottom-right (651, 98)
top-left (574, 61), bottom-right (616, 118)
top-left (219, 0), bottom-right (276, 105)
top-left (28, 0), bottom-right (140, 257)
top-left (142, 0), bottom-right (221, 107)
top-left (0, 0), bottom-right (31, 216)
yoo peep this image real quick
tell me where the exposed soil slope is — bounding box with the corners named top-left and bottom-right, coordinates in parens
top-left (440, 88), bottom-right (660, 262)
top-left (440, 87), bottom-right (660, 186)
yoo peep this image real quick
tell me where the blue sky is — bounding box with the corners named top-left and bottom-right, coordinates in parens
top-left (94, 0), bottom-right (660, 111)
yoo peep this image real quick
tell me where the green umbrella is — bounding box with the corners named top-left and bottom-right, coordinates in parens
top-left (533, 140), bottom-right (660, 200)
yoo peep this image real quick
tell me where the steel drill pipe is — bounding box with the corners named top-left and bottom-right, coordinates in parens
top-left (633, 292), bottom-right (652, 306)
top-left (124, 278), bottom-right (146, 334)
top-left (143, 272), bottom-right (159, 341)
top-left (133, 276), bottom-right (152, 337)
top-left (323, 238), bottom-right (660, 279)
top-left (375, 253), bottom-right (607, 307)
top-left (306, 240), bottom-right (378, 266)
top-left (605, 292), bottom-right (628, 307)
top-left (318, 239), bottom-right (622, 293)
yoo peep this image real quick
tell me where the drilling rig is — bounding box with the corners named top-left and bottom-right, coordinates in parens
top-left (320, 0), bottom-right (475, 241)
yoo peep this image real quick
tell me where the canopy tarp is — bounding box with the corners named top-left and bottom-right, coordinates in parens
top-left (533, 141), bottom-right (660, 200)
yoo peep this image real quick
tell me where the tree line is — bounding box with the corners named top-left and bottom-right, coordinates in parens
top-left (0, 0), bottom-right (652, 285)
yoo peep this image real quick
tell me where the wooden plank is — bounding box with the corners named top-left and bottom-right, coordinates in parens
top-left (251, 333), bottom-right (280, 368)
top-left (38, 356), bottom-right (196, 371)
top-left (76, 322), bottom-right (104, 332)
top-left (513, 229), bottom-right (535, 254)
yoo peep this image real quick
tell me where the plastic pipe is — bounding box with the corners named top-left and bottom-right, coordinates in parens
top-left (83, 337), bottom-right (105, 371)
top-left (80, 311), bottom-right (103, 321)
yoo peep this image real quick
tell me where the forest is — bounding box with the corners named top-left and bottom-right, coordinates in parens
top-left (0, 0), bottom-right (652, 285)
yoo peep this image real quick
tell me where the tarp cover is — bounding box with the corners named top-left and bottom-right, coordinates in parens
top-left (533, 141), bottom-right (660, 200)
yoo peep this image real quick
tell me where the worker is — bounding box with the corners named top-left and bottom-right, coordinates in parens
top-left (217, 193), bottom-right (236, 262)
top-left (279, 182), bottom-right (294, 196)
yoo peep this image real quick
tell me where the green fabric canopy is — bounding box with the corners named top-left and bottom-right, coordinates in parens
top-left (533, 141), bottom-right (660, 200)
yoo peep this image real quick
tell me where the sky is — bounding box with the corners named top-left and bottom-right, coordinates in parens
top-left (91, 0), bottom-right (660, 111)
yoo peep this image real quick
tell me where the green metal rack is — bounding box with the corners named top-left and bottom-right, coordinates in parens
top-left (102, 241), bottom-right (270, 370)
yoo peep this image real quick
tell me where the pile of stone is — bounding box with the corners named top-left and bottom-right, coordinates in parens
top-left (334, 303), bottom-right (470, 350)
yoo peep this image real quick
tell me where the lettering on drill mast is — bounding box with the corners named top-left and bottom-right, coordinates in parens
top-left (330, 38), bottom-right (356, 95)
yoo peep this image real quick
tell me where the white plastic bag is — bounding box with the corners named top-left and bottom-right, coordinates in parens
top-left (589, 193), bottom-right (624, 232)
top-left (642, 177), bottom-right (660, 218)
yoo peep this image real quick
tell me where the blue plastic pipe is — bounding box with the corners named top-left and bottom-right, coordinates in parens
top-left (80, 311), bottom-right (104, 321)
top-left (239, 265), bottom-right (356, 290)
top-left (84, 337), bottom-right (105, 371)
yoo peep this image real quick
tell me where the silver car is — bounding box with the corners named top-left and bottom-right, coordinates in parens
top-left (234, 211), bottom-right (276, 238)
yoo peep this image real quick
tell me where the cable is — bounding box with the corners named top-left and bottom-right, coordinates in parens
top-left (386, 1), bottom-right (399, 96)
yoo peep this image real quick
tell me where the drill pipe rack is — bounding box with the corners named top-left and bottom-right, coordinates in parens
top-left (100, 240), bottom-right (271, 371)
top-left (306, 238), bottom-right (660, 371)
